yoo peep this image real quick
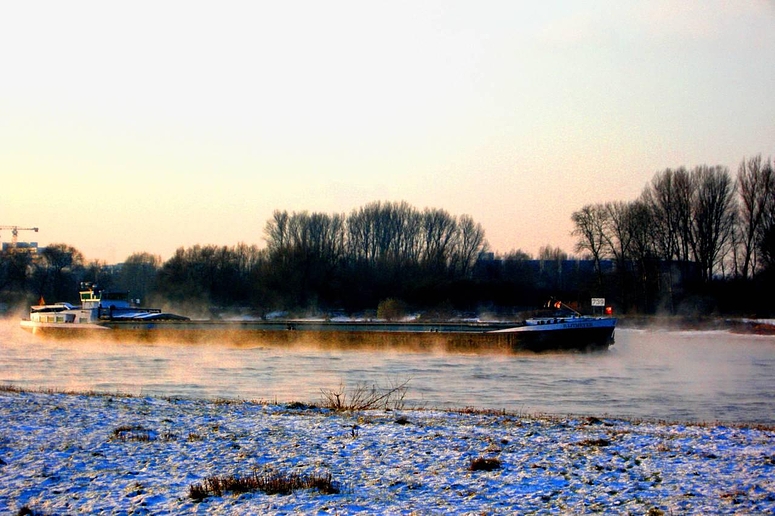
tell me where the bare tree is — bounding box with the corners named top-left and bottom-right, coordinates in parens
top-left (118, 252), bottom-right (162, 302)
top-left (641, 167), bottom-right (693, 262)
top-left (625, 201), bottom-right (656, 262)
top-left (347, 202), bottom-right (389, 266)
top-left (601, 201), bottom-right (640, 306)
top-left (736, 155), bottom-right (773, 278)
top-left (306, 212), bottom-right (346, 264)
top-left (0, 248), bottom-right (34, 296)
top-left (602, 201), bottom-right (636, 264)
top-left (232, 242), bottom-right (264, 277)
top-left (758, 205), bottom-right (775, 273)
top-left (625, 200), bottom-right (660, 311)
top-left (450, 214), bottom-right (488, 277)
top-left (33, 243), bottom-right (85, 302)
top-left (571, 204), bottom-right (608, 285)
top-left (756, 158), bottom-right (775, 272)
top-left (420, 208), bottom-right (457, 272)
top-left (264, 210), bottom-right (290, 254)
top-left (538, 245), bottom-right (568, 262)
top-left (690, 165), bottom-right (737, 282)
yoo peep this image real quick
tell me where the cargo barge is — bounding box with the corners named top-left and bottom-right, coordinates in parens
top-left (20, 287), bottom-right (616, 352)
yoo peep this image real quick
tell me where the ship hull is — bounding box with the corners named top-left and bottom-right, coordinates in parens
top-left (20, 319), bottom-right (615, 352)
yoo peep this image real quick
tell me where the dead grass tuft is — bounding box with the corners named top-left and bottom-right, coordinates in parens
top-left (469, 457), bottom-right (501, 472)
top-left (286, 401), bottom-right (314, 410)
top-left (17, 506), bottom-right (50, 516)
top-left (395, 415), bottom-right (411, 425)
top-left (111, 424), bottom-right (153, 442)
top-left (576, 438), bottom-right (612, 447)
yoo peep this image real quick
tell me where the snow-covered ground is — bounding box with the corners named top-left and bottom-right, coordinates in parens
top-left (1, 389), bottom-right (773, 515)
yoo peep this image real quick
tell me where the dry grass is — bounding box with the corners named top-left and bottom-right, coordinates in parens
top-left (189, 470), bottom-right (338, 501)
top-left (3, 384), bottom-right (774, 431)
top-left (109, 424), bottom-right (177, 442)
top-left (454, 406), bottom-right (507, 416)
top-left (0, 384), bottom-right (132, 398)
top-left (320, 379), bottom-right (410, 411)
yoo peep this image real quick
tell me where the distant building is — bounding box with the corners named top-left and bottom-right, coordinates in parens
top-left (1, 241), bottom-right (42, 254)
top-left (473, 253), bottom-right (616, 291)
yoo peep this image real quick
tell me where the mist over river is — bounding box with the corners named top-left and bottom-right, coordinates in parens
top-left (2, 321), bottom-right (774, 424)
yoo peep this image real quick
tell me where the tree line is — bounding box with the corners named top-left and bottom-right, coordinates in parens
top-left (3, 155), bottom-right (774, 318)
top-left (571, 154), bottom-right (775, 315)
top-left (258, 201), bottom-right (487, 311)
top-left (0, 201), bottom-right (496, 317)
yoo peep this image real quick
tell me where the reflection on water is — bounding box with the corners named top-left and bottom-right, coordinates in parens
top-left (2, 320), bottom-right (774, 424)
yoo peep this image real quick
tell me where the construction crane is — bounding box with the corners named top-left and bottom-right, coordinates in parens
top-left (0, 226), bottom-right (39, 247)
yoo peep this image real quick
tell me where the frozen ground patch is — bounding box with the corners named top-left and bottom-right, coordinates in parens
top-left (1, 390), bottom-right (773, 514)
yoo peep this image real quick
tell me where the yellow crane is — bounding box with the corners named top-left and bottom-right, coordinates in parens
top-left (0, 226), bottom-right (39, 247)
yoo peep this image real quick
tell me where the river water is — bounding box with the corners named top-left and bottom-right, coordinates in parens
top-left (2, 320), bottom-right (774, 424)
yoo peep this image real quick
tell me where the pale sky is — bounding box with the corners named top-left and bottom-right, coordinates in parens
top-left (2, 1), bottom-right (773, 264)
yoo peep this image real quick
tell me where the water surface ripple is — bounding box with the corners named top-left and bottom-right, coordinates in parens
top-left (2, 322), bottom-right (774, 424)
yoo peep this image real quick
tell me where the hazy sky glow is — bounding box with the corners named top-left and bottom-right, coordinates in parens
top-left (2, 1), bottom-right (773, 263)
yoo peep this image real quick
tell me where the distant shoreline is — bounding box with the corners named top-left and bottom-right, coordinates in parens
top-left (617, 314), bottom-right (775, 335)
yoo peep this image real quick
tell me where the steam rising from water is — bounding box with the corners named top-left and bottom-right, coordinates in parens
top-left (2, 319), bottom-right (774, 423)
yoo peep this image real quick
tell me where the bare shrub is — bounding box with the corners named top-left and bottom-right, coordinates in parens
top-left (320, 379), bottom-right (410, 411)
top-left (286, 401), bottom-right (313, 410)
top-left (376, 298), bottom-right (407, 321)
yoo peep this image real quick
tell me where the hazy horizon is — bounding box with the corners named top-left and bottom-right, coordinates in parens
top-left (2, 1), bottom-right (773, 263)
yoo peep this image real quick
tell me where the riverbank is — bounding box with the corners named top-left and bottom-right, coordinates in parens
top-left (1, 388), bottom-right (773, 514)
top-left (618, 314), bottom-right (775, 335)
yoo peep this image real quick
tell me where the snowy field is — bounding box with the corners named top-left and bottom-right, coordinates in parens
top-left (1, 389), bottom-right (774, 515)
